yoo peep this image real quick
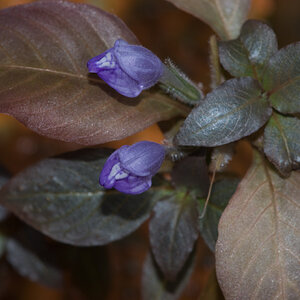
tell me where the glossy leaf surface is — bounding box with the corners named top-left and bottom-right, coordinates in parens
top-left (216, 153), bottom-right (300, 299)
top-left (166, 0), bottom-right (250, 40)
top-left (175, 78), bottom-right (272, 147)
top-left (263, 42), bottom-right (300, 114)
top-left (0, 149), bottom-right (160, 246)
top-left (0, 1), bottom-right (183, 145)
top-left (149, 194), bottom-right (199, 280)
top-left (198, 178), bottom-right (239, 252)
top-left (219, 20), bottom-right (278, 80)
top-left (264, 112), bottom-right (300, 176)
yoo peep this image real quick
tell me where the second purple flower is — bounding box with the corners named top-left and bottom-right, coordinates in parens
top-left (99, 141), bottom-right (165, 194)
top-left (87, 39), bottom-right (164, 97)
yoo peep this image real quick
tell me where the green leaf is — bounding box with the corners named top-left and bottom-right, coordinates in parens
top-left (0, 1), bottom-right (184, 145)
top-left (219, 20), bottom-right (278, 80)
top-left (142, 251), bottom-right (195, 300)
top-left (198, 178), bottom-right (239, 252)
top-left (216, 152), bottom-right (300, 299)
top-left (171, 156), bottom-right (209, 197)
top-left (175, 78), bottom-right (272, 147)
top-left (0, 149), bottom-right (163, 246)
top-left (263, 42), bottom-right (300, 114)
top-left (264, 112), bottom-right (300, 176)
top-left (166, 0), bottom-right (251, 40)
top-left (149, 193), bottom-right (199, 280)
top-left (6, 228), bottom-right (63, 288)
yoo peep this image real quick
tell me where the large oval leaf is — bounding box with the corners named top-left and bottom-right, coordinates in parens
top-left (216, 152), bottom-right (300, 299)
top-left (166, 0), bottom-right (251, 40)
top-left (0, 149), bottom-right (161, 246)
top-left (0, 1), bottom-right (183, 145)
top-left (175, 78), bottom-right (272, 147)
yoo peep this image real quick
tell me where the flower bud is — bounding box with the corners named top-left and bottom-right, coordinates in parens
top-left (99, 141), bottom-right (165, 194)
top-left (87, 39), bottom-right (164, 97)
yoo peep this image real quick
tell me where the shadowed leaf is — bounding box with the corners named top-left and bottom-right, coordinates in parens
top-left (216, 152), bottom-right (300, 300)
top-left (0, 0), bottom-right (184, 145)
top-left (171, 156), bottom-right (209, 197)
top-left (149, 193), bottom-right (199, 280)
top-left (175, 78), bottom-right (272, 147)
top-left (0, 149), bottom-right (163, 246)
top-left (166, 0), bottom-right (250, 40)
top-left (219, 20), bottom-right (278, 80)
top-left (264, 112), bottom-right (300, 176)
top-left (142, 251), bottom-right (195, 300)
top-left (263, 42), bottom-right (300, 114)
top-left (198, 178), bottom-right (239, 252)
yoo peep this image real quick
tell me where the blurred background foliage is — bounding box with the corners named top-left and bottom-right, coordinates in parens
top-left (0, 0), bottom-right (298, 299)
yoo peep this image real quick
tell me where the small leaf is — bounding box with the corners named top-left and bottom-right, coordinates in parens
top-left (219, 20), bottom-right (278, 80)
top-left (175, 78), bottom-right (272, 147)
top-left (149, 193), bottom-right (199, 280)
top-left (264, 112), bottom-right (300, 176)
top-left (171, 156), bottom-right (209, 197)
top-left (0, 1), bottom-right (184, 145)
top-left (6, 228), bottom-right (63, 288)
top-left (216, 152), bottom-right (300, 299)
top-left (198, 178), bottom-right (239, 252)
top-left (166, 0), bottom-right (251, 40)
top-left (142, 251), bottom-right (195, 300)
top-left (0, 149), bottom-right (162, 246)
top-left (263, 42), bottom-right (300, 114)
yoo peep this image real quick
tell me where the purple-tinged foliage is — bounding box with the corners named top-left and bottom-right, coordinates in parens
top-left (87, 39), bottom-right (164, 97)
top-left (100, 141), bottom-right (165, 194)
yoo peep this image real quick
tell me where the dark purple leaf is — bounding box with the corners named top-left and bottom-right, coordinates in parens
top-left (0, 1), bottom-right (184, 145)
top-left (149, 194), bottom-right (199, 280)
top-left (264, 112), bottom-right (300, 176)
top-left (142, 251), bottom-right (195, 300)
top-left (219, 20), bottom-right (278, 80)
top-left (175, 78), bottom-right (272, 147)
top-left (0, 149), bottom-right (163, 246)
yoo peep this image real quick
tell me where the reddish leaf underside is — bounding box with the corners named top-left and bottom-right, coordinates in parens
top-left (216, 152), bottom-right (300, 300)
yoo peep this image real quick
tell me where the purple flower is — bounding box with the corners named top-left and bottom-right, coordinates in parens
top-left (87, 39), bottom-right (164, 97)
top-left (100, 141), bottom-right (165, 194)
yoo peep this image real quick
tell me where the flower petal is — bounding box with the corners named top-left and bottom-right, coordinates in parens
top-left (97, 66), bottom-right (142, 98)
top-left (114, 175), bottom-right (152, 194)
top-left (99, 146), bottom-right (128, 188)
top-left (114, 39), bottom-right (163, 89)
top-left (119, 141), bottom-right (165, 176)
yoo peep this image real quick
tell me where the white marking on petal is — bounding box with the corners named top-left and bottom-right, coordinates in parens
top-left (96, 52), bottom-right (116, 69)
top-left (108, 162), bottom-right (121, 180)
top-left (115, 171), bottom-right (129, 180)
